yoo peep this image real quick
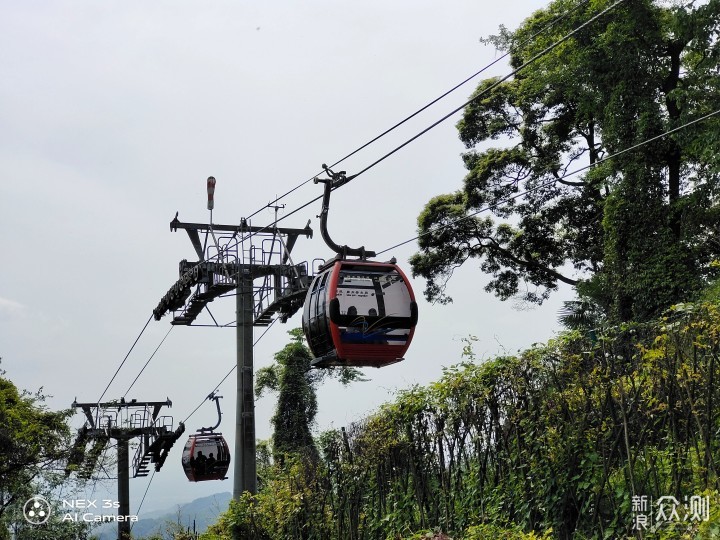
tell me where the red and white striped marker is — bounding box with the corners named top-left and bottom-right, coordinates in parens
top-left (207, 176), bottom-right (216, 210)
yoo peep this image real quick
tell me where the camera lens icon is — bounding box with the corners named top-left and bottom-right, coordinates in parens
top-left (23, 495), bottom-right (51, 525)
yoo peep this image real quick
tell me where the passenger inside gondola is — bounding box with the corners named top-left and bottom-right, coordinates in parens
top-left (345, 306), bottom-right (361, 334)
top-left (206, 452), bottom-right (216, 472)
top-left (193, 450), bottom-right (207, 474)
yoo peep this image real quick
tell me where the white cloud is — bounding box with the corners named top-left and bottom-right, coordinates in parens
top-left (0, 296), bottom-right (26, 323)
top-left (0, 296), bottom-right (24, 311)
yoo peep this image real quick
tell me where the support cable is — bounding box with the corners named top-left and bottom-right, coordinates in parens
top-left (93, 0), bottom-right (606, 405)
top-left (242, 0), bottom-right (592, 223)
top-left (97, 314), bottom-right (154, 403)
top-left (123, 326), bottom-right (175, 399)
top-left (130, 469), bottom-right (155, 531)
top-left (182, 317), bottom-right (278, 425)
top-left (374, 108), bottom-right (720, 256)
top-left (348, 0), bottom-right (625, 182)
top-left (222, 0), bottom-right (626, 255)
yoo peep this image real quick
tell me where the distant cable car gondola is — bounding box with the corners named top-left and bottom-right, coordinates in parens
top-left (181, 392), bottom-right (230, 482)
top-left (302, 166), bottom-right (418, 368)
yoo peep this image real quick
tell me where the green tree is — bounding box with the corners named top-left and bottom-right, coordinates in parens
top-left (410, 0), bottom-right (720, 322)
top-left (0, 375), bottom-right (70, 518)
top-left (0, 366), bottom-right (93, 540)
top-left (255, 329), bottom-right (365, 462)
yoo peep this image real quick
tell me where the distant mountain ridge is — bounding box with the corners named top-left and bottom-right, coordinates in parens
top-left (93, 492), bottom-right (231, 539)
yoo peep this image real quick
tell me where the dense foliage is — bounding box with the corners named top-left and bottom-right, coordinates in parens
top-left (201, 299), bottom-right (720, 539)
top-left (410, 0), bottom-right (720, 322)
top-left (0, 375), bottom-right (69, 513)
top-left (0, 369), bottom-right (92, 540)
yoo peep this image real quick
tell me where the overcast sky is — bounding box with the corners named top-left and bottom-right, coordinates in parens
top-left (0, 0), bottom-right (569, 515)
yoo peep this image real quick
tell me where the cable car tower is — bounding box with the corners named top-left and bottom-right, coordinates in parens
top-left (66, 398), bottom-right (184, 540)
top-left (152, 178), bottom-right (314, 499)
top-left (302, 165), bottom-right (418, 368)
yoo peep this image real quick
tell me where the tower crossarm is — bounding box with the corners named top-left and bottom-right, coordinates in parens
top-left (154, 217), bottom-right (315, 326)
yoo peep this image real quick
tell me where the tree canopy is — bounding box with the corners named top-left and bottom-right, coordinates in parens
top-left (0, 373), bottom-right (71, 519)
top-left (0, 367), bottom-right (94, 540)
top-left (410, 0), bottom-right (720, 322)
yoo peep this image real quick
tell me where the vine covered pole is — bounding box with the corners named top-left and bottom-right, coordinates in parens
top-left (235, 270), bottom-right (256, 499)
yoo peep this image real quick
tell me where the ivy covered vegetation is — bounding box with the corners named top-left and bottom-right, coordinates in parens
top-left (200, 297), bottom-right (720, 540)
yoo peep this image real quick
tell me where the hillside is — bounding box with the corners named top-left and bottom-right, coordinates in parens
top-left (93, 492), bottom-right (231, 540)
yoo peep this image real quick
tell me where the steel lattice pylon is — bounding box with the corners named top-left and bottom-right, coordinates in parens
top-left (153, 212), bottom-right (315, 504)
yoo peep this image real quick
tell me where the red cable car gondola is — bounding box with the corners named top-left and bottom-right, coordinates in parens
top-left (181, 392), bottom-right (230, 482)
top-left (181, 433), bottom-right (230, 482)
top-left (302, 165), bottom-right (418, 368)
top-left (303, 258), bottom-right (418, 368)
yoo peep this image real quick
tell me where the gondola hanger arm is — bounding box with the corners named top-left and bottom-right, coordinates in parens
top-left (314, 164), bottom-right (376, 260)
top-left (198, 391), bottom-right (223, 434)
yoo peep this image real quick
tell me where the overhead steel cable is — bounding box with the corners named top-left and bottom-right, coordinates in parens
top-left (240, 0), bottom-right (593, 224)
top-left (123, 326), bottom-right (174, 399)
top-left (182, 317), bottom-right (278, 425)
top-left (222, 0), bottom-right (625, 256)
top-left (347, 0), bottom-right (625, 182)
top-left (97, 314), bottom-right (154, 403)
top-left (374, 107), bottom-right (720, 256)
top-left (131, 469), bottom-right (155, 531)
